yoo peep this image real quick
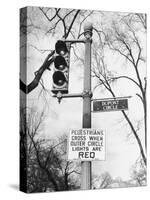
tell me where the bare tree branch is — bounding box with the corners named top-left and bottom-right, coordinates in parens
top-left (39, 7), bottom-right (61, 22)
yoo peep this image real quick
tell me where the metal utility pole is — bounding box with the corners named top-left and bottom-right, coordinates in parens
top-left (81, 23), bottom-right (93, 190)
top-left (52, 23), bottom-right (93, 190)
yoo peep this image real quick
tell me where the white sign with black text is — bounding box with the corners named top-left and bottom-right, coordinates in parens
top-left (68, 129), bottom-right (105, 161)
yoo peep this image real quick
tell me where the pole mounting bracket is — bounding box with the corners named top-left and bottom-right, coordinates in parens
top-left (82, 90), bottom-right (93, 98)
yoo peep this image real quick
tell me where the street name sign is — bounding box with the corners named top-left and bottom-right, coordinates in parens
top-left (93, 98), bottom-right (128, 112)
top-left (68, 129), bottom-right (105, 161)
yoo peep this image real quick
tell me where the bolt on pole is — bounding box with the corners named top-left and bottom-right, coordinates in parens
top-left (81, 23), bottom-right (93, 190)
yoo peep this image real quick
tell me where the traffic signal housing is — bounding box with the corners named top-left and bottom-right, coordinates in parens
top-left (52, 40), bottom-right (70, 94)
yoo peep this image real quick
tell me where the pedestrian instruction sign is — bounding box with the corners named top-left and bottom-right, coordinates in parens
top-left (68, 129), bottom-right (105, 161)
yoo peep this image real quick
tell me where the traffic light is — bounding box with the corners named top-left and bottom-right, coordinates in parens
top-left (51, 40), bottom-right (70, 94)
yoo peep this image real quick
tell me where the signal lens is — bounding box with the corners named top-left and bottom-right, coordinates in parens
top-left (53, 71), bottom-right (66, 86)
top-left (54, 56), bottom-right (67, 70)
